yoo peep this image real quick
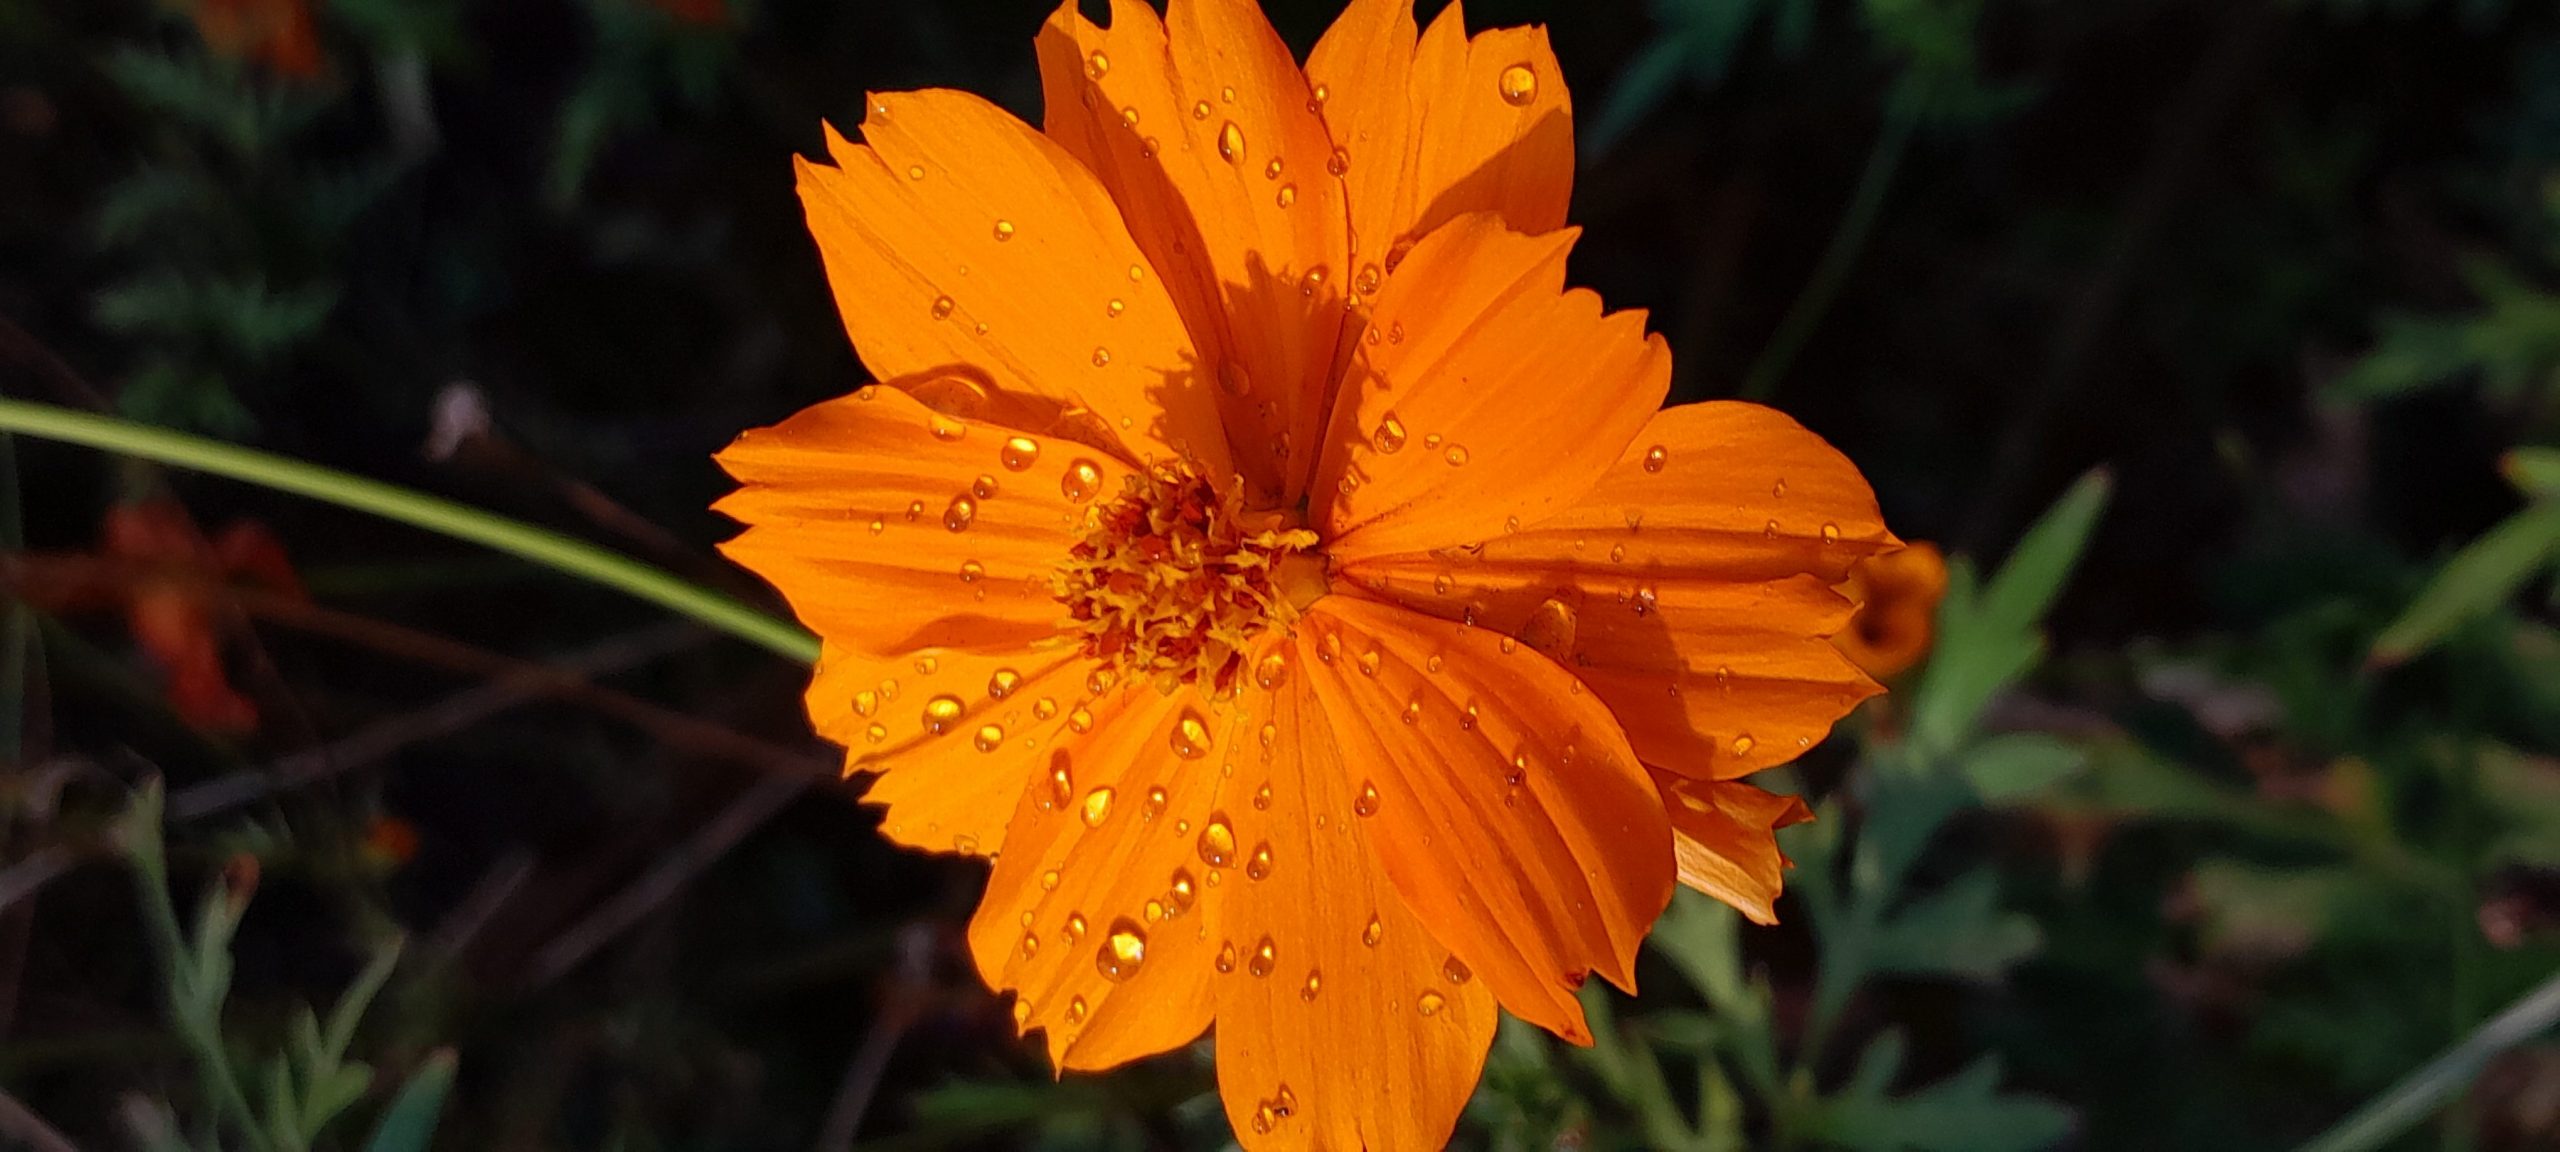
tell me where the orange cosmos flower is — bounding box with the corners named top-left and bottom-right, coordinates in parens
top-left (714, 0), bottom-right (1896, 1144)
top-left (1832, 541), bottom-right (1948, 679)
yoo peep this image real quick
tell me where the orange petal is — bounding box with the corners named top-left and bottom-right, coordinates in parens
top-left (1659, 775), bottom-right (1813, 926)
top-left (716, 386), bottom-right (1128, 853)
top-left (964, 681), bottom-right (1224, 1068)
top-left (796, 89), bottom-right (1231, 475)
top-left (829, 645), bottom-right (1091, 856)
top-left (1309, 0), bottom-right (1575, 272)
top-left (1212, 637), bottom-right (1497, 1149)
top-left (1312, 214), bottom-right (1669, 560)
top-left (1338, 401), bottom-right (1893, 778)
top-left (1294, 594), bottom-right (1673, 1042)
top-left (1035, 0), bottom-right (1351, 504)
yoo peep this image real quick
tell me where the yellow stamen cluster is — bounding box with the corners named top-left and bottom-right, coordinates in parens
top-left (1053, 462), bottom-right (1318, 692)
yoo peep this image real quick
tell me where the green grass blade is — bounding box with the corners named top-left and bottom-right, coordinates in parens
top-left (0, 398), bottom-right (815, 664)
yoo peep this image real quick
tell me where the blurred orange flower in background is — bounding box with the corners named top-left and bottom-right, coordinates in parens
top-left (188, 0), bottom-right (325, 79)
top-left (714, 0), bottom-right (1896, 1144)
top-left (1832, 541), bottom-right (1948, 679)
top-left (100, 499), bottom-right (302, 733)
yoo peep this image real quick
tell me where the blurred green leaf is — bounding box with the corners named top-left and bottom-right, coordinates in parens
top-left (1806, 1055), bottom-right (2073, 1152)
top-left (1961, 732), bottom-right (2086, 802)
top-left (1910, 470), bottom-right (2111, 758)
top-left (2369, 498), bottom-right (2560, 664)
top-left (2503, 446), bottom-right (2560, 498)
top-left (1867, 869), bottom-right (2043, 979)
top-left (360, 1049), bottom-right (456, 1152)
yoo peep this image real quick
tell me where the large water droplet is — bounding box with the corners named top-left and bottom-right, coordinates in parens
top-left (1086, 49), bottom-right (1110, 78)
top-left (1328, 147), bottom-right (1351, 176)
top-left (1216, 940), bottom-right (1238, 973)
top-left (1217, 121), bottom-right (1245, 163)
top-left (1171, 710), bottom-right (1213, 759)
top-left (1247, 936), bottom-right (1277, 978)
top-left (922, 695), bottom-right (965, 734)
top-left (1299, 971), bottom-right (1321, 1002)
top-left (1443, 955), bottom-right (1473, 984)
top-left (1642, 444), bottom-right (1668, 473)
top-left (930, 294), bottom-right (955, 319)
top-left (1363, 916), bottom-right (1384, 947)
top-left (1060, 459), bottom-right (1103, 503)
top-left (1353, 780), bottom-right (1381, 818)
top-left (942, 495), bottom-right (976, 532)
top-left (1254, 649), bottom-right (1291, 690)
top-left (973, 724), bottom-right (1005, 752)
top-left (998, 436), bottom-right (1040, 471)
top-left (992, 219), bottom-right (1016, 242)
top-left (1246, 841), bottom-right (1273, 881)
top-left (1064, 995), bottom-right (1089, 1025)
top-left (1372, 411), bottom-right (1408, 454)
top-left (1497, 63), bottom-right (1538, 105)
top-left (1416, 990), bottom-right (1447, 1016)
top-left (1197, 815), bottom-right (1237, 867)
top-left (1142, 786), bottom-right (1169, 821)
top-left (1081, 786), bottom-right (1116, 826)
top-left (1096, 918), bottom-right (1147, 981)
top-left (1444, 444), bottom-right (1470, 467)
top-left (1519, 597), bottom-right (1578, 659)
top-left (852, 689), bottom-right (879, 717)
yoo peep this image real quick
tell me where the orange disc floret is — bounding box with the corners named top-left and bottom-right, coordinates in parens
top-left (1052, 462), bottom-right (1317, 694)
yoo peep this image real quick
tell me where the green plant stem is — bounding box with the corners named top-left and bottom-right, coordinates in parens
top-left (1738, 86), bottom-right (1921, 402)
top-left (2296, 968), bottom-right (2560, 1152)
top-left (0, 398), bottom-right (816, 664)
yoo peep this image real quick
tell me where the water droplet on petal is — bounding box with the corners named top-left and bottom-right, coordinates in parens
top-left (1142, 786), bottom-right (1169, 821)
top-left (1061, 459), bottom-right (1103, 503)
top-left (1040, 868), bottom-right (1061, 891)
top-left (1197, 815), bottom-right (1237, 867)
top-left (1246, 842), bottom-right (1273, 880)
top-left (1372, 411), bottom-right (1408, 454)
top-left (1731, 733), bottom-right (1757, 756)
top-left (1362, 916), bottom-right (1384, 947)
top-left (906, 164), bottom-right (926, 181)
top-left (993, 219), bottom-right (1015, 242)
top-left (1171, 710), bottom-right (1213, 759)
top-left (922, 695), bottom-right (965, 734)
top-left (1091, 346), bottom-right (1111, 367)
top-left (1254, 649), bottom-right (1291, 690)
top-left (1353, 780), bottom-right (1381, 818)
top-left (1192, 99), bottom-right (1212, 120)
top-left (1217, 121), bottom-right (1245, 163)
top-left (999, 436), bottom-right (1041, 471)
top-left (1097, 918), bottom-right (1147, 981)
top-left (1443, 955), bottom-right (1473, 984)
top-left (942, 495), bottom-right (976, 532)
top-left (1275, 183), bottom-right (1296, 208)
top-left (1033, 697), bottom-right (1059, 720)
top-left (1642, 444), bottom-right (1668, 473)
top-left (1444, 444), bottom-right (1470, 467)
top-left (1498, 63), bottom-right (1539, 105)
top-left (1299, 971), bottom-right (1321, 1001)
top-left (1064, 995), bottom-right (1089, 1025)
top-left (1247, 936), bottom-right (1276, 978)
top-left (1416, 990), bottom-right (1447, 1016)
top-left (1086, 50), bottom-right (1110, 78)
top-left (1519, 597), bottom-right (1578, 659)
top-left (1068, 706), bottom-right (1095, 733)
top-left (852, 689), bottom-right (879, 717)
top-left (1081, 787), bottom-right (1115, 826)
top-left (930, 294), bottom-right (955, 319)
top-left (1821, 521), bottom-right (1842, 543)
top-left (1328, 147), bottom-right (1351, 176)
top-left (973, 724), bottom-right (1005, 752)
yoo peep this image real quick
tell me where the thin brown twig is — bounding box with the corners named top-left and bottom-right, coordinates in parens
top-left (523, 768), bottom-right (817, 987)
top-left (167, 620), bottom-right (710, 821)
top-left (0, 1083), bottom-right (81, 1152)
top-left (814, 924), bottom-right (937, 1152)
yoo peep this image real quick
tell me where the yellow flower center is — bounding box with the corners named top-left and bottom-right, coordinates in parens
top-left (1052, 461), bottom-right (1322, 693)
